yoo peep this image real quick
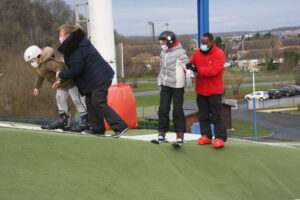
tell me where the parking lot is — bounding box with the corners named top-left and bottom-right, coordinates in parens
top-left (243, 95), bottom-right (300, 109)
top-left (241, 85), bottom-right (300, 110)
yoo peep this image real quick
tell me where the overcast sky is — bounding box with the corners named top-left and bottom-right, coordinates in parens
top-left (65, 0), bottom-right (300, 36)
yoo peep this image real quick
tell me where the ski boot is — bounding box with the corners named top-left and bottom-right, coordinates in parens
top-left (172, 132), bottom-right (184, 148)
top-left (151, 132), bottom-right (168, 144)
top-left (70, 114), bottom-right (89, 132)
top-left (47, 112), bottom-right (70, 130)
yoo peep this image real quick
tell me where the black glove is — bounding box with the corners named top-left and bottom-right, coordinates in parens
top-left (185, 63), bottom-right (198, 73)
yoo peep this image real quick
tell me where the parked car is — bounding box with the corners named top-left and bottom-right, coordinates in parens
top-left (267, 89), bottom-right (282, 99)
top-left (249, 67), bottom-right (260, 73)
top-left (245, 91), bottom-right (269, 101)
top-left (279, 87), bottom-right (296, 96)
top-left (286, 85), bottom-right (300, 95)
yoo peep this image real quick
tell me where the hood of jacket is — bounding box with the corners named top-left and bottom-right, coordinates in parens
top-left (166, 42), bottom-right (183, 52)
top-left (40, 47), bottom-right (54, 62)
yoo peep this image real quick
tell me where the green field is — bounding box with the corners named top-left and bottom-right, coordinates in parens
top-left (1, 128), bottom-right (300, 200)
top-left (132, 77), bottom-right (294, 93)
top-left (135, 91), bottom-right (196, 107)
top-left (229, 120), bottom-right (272, 136)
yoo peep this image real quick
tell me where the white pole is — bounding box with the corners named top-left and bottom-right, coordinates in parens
top-left (88, 0), bottom-right (117, 84)
top-left (242, 35), bottom-right (245, 72)
top-left (252, 69), bottom-right (256, 93)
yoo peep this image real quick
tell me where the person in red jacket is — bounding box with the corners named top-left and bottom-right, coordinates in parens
top-left (186, 32), bottom-right (227, 148)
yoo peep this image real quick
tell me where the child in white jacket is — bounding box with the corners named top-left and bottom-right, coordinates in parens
top-left (154, 31), bottom-right (193, 145)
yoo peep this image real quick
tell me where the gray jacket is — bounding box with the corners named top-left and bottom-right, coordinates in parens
top-left (157, 43), bottom-right (189, 88)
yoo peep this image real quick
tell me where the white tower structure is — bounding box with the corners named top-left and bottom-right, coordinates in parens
top-left (88, 0), bottom-right (117, 84)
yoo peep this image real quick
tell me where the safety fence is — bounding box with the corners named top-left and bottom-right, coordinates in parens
top-left (245, 96), bottom-right (300, 110)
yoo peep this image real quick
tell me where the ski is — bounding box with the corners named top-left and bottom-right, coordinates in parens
top-left (171, 140), bottom-right (187, 148)
top-left (150, 139), bottom-right (168, 144)
top-left (171, 142), bottom-right (182, 148)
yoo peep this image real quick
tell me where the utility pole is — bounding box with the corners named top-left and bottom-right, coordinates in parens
top-left (148, 21), bottom-right (155, 40)
top-left (241, 34), bottom-right (245, 72)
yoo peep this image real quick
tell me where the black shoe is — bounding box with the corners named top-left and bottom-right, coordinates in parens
top-left (158, 132), bottom-right (167, 142)
top-left (175, 137), bottom-right (184, 144)
top-left (41, 125), bottom-right (49, 129)
top-left (71, 114), bottom-right (89, 132)
top-left (48, 113), bottom-right (69, 130)
top-left (111, 127), bottom-right (128, 138)
top-left (176, 133), bottom-right (184, 143)
top-left (172, 133), bottom-right (184, 148)
top-left (151, 132), bottom-right (167, 144)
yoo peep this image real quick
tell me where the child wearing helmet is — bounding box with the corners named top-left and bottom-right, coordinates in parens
top-left (24, 45), bottom-right (89, 132)
top-left (153, 30), bottom-right (194, 145)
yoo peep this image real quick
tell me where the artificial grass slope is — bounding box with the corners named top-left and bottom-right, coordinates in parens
top-left (0, 128), bottom-right (300, 200)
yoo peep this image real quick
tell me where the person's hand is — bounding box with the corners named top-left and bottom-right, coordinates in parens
top-left (52, 81), bottom-right (61, 89)
top-left (186, 63), bottom-right (198, 73)
top-left (58, 58), bottom-right (65, 63)
top-left (33, 88), bottom-right (39, 96)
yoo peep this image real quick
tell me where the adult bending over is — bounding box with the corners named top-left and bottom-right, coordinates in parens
top-left (54, 24), bottom-right (128, 137)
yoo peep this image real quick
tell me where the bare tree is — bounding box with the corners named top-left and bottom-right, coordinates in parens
top-left (223, 72), bottom-right (244, 97)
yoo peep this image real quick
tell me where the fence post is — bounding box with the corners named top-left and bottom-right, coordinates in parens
top-left (293, 96), bottom-right (296, 107)
top-left (253, 98), bottom-right (257, 137)
top-left (253, 98), bottom-right (257, 138)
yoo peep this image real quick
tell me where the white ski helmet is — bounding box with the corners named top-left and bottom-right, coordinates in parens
top-left (24, 45), bottom-right (42, 62)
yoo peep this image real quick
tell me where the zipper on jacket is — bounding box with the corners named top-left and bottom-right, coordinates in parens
top-left (163, 52), bottom-right (168, 85)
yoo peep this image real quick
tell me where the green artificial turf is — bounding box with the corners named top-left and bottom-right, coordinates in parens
top-left (1, 128), bottom-right (300, 200)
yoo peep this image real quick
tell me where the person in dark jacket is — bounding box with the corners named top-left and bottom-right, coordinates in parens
top-left (53, 24), bottom-right (128, 137)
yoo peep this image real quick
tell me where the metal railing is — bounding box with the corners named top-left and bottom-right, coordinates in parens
top-left (245, 96), bottom-right (300, 110)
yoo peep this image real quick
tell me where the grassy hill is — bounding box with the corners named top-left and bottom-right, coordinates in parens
top-left (1, 128), bottom-right (300, 200)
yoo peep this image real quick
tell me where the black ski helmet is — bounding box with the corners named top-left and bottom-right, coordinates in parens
top-left (159, 31), bottom-right (176, 48)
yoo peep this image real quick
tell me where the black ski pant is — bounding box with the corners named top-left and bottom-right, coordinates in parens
top-left (85, 81), bottom-right (128, 133)
top-left (158, 86), bottom-right (186, 133)
top-left (196, 94), bottom-right (227, 141)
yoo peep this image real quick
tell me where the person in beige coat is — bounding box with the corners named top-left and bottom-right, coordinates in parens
top-left (24, 45), bottom-right (88, 132)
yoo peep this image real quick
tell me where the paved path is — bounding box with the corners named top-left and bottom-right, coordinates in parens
top-left (232, 110), bottom-right (300, 141)
top-left (134, 80), bottom-right (295, 96)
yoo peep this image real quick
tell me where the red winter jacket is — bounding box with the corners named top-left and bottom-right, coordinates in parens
top-left (190, 44), bottom-right (225, 96)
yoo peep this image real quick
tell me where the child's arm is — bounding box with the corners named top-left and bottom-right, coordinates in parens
top-left (34, 74), bottom-right (45, 90)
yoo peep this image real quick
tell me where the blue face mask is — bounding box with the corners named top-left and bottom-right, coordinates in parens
top-left (200, 44), bottom-right (209, 52)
